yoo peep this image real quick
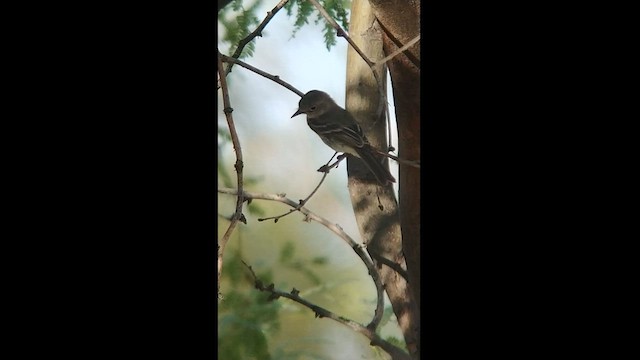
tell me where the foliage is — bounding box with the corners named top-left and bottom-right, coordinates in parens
top-left (279, 241), bottom-right (328, 285)
top-left (377, 305), bottom-right (408, 352)
top-left (218, 250), bottom-right (280, 360)
top-left (384, 336), bottom-right (407, 352)
top-left (285, 0), bottom-right (350, 51)
top-left (218, 0), bottom-right (263, 58)
top-left (217, 1), bottom-right (412, 358)
top-left (218, 0), bottom-right (351, 55)
top-left (218, 239), bottom-right (331, 359)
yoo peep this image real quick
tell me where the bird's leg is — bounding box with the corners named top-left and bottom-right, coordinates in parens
top-left (317, 152), bottom-right (346, 173)
top-left (328, 154), bottom-right (347, 169)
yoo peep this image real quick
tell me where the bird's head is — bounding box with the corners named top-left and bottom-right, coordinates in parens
top-left (291, 90), bottom-right (335, 118)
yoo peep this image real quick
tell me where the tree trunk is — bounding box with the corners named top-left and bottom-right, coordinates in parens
top-left (346, 0), bottom-right (420, 358)
top-left (356, 0), bottom-right (421, 358)
top-left (368, 0), bottom-right (421, 310)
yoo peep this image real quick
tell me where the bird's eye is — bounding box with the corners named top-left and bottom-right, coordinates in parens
top-left (309, 106), bottom-right (317, 111)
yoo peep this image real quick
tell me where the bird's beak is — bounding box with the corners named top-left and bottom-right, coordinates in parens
top-left (291, 109), bottom-right (303, 118)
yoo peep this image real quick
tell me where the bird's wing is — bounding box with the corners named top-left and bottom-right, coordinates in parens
top-left (307, 111), bottom-right (367, 148)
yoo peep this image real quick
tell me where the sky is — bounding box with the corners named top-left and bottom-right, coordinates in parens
top-left (218, 1), bottom-right (399, 228)
top-left (218, 1), bottom-right (402, 358)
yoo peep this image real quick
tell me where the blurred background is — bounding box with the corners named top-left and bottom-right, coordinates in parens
top-left (218, 1), bottom-right (403, 358)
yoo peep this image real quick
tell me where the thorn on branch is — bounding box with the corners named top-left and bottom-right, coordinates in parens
top-left (291, 288), bottom-right (300, 296)
top-left (223, 106), bottom-right (233, 114)
top-left (239, 213), bottom-right (247, 224)
top-left (234, 160), bottom-right (243, 172)
top-left (267, 292), bottom-right (280, 301)
top-left (336, 29), bottom-right (345, 37)
top-left (274, 218), bottom-right (278, 223)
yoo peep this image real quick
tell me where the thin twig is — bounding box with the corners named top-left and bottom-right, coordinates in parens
top-left (373, 34), bottom-right (421, 66)
top-left (307, 0), bottom-right (372, 67)
top-left (307, 0), bottom-right (391, 152)
top-left (372, 148), bottom-right (420, 168)
top-left (218, 187), bottom-right (385, 330)
top-left (369, 251), bottom-right (409, 281)
top-left (307, 0), bottom-right (385, 89)
top-left (220, 53), bottom-right (304, 97)
top-left (242, 260), bottom-right (411, 360)
top-left (217, 49), bottom-right (246, 299)
top-left (224, 0), bottom-right (291, 75)
top-left (257, 152), bottom-right (344, 222)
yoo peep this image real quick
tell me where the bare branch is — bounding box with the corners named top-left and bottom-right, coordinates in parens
top-left (372, 148), bottom-right (420, 168)
top-left (218, 187), bottom-right (385, 330)
top-left (217, 49), bottom-right (246, 299)
top-left (369, 250), bottom-right (409, 281)
top-left (373, 34), bottom-right (421, 67)
top-left (257, 152), bottom-right (344, 222)
top-left (219, 53), bottom-right (304, 97)
top-left (306, 0), bottom-right (391, 148)
top-left (224, 0), bottom-right (291, 75)
top-left (242, 260), bottom-right (411, 360)
top-left (307, 0), bottom-right (373, 68)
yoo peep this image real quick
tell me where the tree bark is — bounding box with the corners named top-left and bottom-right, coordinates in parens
top-left (366, 0), bottom-right (421, 358)
top-left (345, 0), bottom-right (419, 358)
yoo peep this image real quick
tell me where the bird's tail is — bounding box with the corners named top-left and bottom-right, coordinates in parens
top-left (356, 145), bottom-right (396, 186)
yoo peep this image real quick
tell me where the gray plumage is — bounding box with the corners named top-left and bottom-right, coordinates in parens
top-left (291, 90), bottom-right (395, 185)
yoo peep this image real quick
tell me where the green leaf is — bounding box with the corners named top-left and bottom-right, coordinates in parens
top-left (322, 22), bottom-right (337, 51)
top-left (247, 202), bottom-right (266, 216)
top-left (279, 241), bottom-right (295, 263)
top-left (310, 256), bottom-right (328, 265)
top-left (384, 336), bottom-right (408, 351)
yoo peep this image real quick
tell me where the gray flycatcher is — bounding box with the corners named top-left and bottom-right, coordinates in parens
top-left (291, 90), bottom-right (396, 186)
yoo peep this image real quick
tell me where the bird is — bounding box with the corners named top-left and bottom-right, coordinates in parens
top-left (291, 90), bottom-right (395, 186)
